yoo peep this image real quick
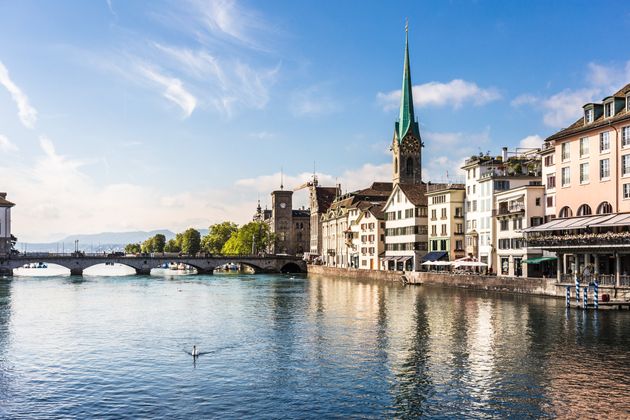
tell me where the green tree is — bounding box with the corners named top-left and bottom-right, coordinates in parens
top-left (180, 228), bottom-right (201, 255)
top-left (222, 221), bottom-right (273, 255)
top-left (201, 221), bottom-right (238, 254)
top-left (124, 243), bottom-right (141, 254)
top-left (141, 237), bottom-right (153, 253)
top-left (164, 239), bottom-right (181, 253)
top-left (153, 234), bottom-right (166, 253)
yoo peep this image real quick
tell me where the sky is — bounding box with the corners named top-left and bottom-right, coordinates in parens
top-left (1, 0), bottom-right (629, 242)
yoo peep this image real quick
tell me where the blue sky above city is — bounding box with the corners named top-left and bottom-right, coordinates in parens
top-left (1, 0), bottom-right (629, 241)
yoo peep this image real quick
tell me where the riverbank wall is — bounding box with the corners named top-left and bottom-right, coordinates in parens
top-left (307, 265), bottom-right (563, 298)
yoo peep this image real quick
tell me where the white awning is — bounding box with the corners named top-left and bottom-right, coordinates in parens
top-left (524, 214), bottom-right (616, 232)
top-left (588, 213), bottom-right (630, 228)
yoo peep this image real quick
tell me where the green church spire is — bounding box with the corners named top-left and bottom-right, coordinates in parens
top-left (397, 21), bottom-right (418, 141)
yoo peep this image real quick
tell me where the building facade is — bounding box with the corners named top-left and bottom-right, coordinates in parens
top-left (525, 83), bottom-right (630, 286)
top-left (256, 189), bottom-right (310, 256)
top-left (382, 183), bottom-right (429, 271)
top-left (347, 203), bottom-right (385, 270)
top-left (494, 185), bottom-right (545, 277)
top-left (0, 193), bottom-right (14, 257)
top-left (426, 183), bottom-right (465, 261)
top-left (462, 147), bottom-right (542, 271)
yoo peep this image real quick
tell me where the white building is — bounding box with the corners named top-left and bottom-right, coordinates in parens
top-left (462, 147), bottom-right (542, 271)
top-left (540, 142), bottom-right (556, 222)
top-left (382, 183), bottom-right (428, 271)
top-left (0, 193), bottom-right (15, 257)
top-left (494, 185), bottom-right (546, 277)
top-left (350, 204), bottom-right (385, 270)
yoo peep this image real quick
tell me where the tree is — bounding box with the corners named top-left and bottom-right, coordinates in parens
top-left (180, 228), bottom-right (201, 255)
top-left (153, 234), bottom-right (166, 253)
top-left (201, 221), bottom-right (238, 254)
top-left (164, 239), bottom-right (181, 253)
top-left (222, 221), bottom-right (273, 255)
top-left (124, 243), bottom-right (141, 254)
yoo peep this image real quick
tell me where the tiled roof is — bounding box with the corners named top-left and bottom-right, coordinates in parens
top-left (546, 83), bottom-right (630, 142)
top-left (314, 187), bottom-right (338, 213)
top-left (399, 183), bottom-right (428, 206)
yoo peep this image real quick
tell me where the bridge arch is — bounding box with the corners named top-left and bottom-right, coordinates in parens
top-left (280, 262), bottom-right (303, 274)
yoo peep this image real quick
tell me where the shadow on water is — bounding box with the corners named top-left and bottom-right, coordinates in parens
top-left (0, 278), bottom-right (13, 403)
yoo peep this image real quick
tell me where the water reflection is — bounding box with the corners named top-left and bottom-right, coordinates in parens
top-left (1, 274), bottom-right (629, 418)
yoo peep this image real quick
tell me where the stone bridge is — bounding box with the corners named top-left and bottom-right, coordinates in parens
top-left (0, 254), bottom-right (306, 276)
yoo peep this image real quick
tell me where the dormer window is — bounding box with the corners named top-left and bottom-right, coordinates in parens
top-left (627, 94), bottom-right (630, 112)
top-left (604, 101), bottom-right (614, 118)
top-left (585, 108), bottom-right (594, 123)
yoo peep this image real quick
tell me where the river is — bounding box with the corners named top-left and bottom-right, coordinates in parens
top-left (1, 273), bottom-right (629, 418)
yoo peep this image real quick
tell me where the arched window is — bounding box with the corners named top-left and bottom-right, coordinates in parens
top-left (394, 157), bottom-right (398, 173)
top-left (406, 157), bottom-right (414, 176)
top-left (597, 201), bottom-right (612, 214)
top-left (559, 206), bottom-right (573, 218)
top-left (577, 204), bottom-right (592, 216)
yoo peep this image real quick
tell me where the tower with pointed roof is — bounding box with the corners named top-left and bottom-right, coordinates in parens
top-left (392, 23), bottom-right (423, 185)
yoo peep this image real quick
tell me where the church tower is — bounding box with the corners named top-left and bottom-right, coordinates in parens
top-left (392, 24), bottom-right (423, 185)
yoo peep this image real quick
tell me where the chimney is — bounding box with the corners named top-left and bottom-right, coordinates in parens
top-left (501, 147), bottom-right (508, 161)
top-left (0, 193), bottom-right (6, 199)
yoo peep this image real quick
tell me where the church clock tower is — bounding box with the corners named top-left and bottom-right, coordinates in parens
top-left (392, 24), bottom-right (423, 185)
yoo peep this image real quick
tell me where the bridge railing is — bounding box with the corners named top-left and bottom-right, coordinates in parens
top-left (11, 252), bottom-right (303, 260)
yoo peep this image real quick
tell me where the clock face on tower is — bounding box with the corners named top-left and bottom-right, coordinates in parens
top-left (280, 202), bottom-right (287, 209)
top-left (401, 135), bottom-right (420, 155)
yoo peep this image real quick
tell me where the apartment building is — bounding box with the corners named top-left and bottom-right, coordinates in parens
top-left (462, 147), bottom-right (542, 271)
top-left (494, 185), bottom-right (546, 277)
top-left (348, 203), bottom-right (385, 270)
top-left (525, 83), bottom-right (630, 286)
top-left (425, 183), bottom-right (465, 261)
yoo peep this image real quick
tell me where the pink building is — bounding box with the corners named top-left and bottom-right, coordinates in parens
top-left (525, 83), bottom-right (630, 286)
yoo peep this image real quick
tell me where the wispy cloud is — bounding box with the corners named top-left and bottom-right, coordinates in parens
top-left (512, 60), bottom-right (630, 128)
top-left (0, 61), bottom-right (38, 128)
top-left (137, 64), bottom-right (197, 117)
top-left (377, 79), bottom-right (501, 111)
top-left (0, 134), bottom-right (18, 152)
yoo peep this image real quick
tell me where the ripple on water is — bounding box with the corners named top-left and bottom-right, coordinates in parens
top-left (0, 275), bottom-right (629, 418)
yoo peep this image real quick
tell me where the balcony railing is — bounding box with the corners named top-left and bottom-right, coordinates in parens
top-left (493, 204), bottom-right (525, 216)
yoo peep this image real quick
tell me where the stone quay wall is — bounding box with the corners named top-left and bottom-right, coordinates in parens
top-left (307, 265), bottom-right (564, 298)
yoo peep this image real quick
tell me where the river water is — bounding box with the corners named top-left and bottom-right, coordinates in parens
top-left (0, 273), bottom-right (629, 418)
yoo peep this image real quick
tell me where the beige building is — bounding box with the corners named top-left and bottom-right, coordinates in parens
top-left (494, 185), bottom-right (546, 277)
top-left (425, 183), bottom-right (465, 261)
top-left (525, 83), bottom-right (630, 286)
top-left (255, 189), bottom-right (310, 255)
top-left (347, 203), bottom-right (385, 270)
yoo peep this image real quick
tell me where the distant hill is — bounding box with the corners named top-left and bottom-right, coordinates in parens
top-left (16, 228), bottom-right (210, 253)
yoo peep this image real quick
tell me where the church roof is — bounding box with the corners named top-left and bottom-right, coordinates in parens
top-left (396, 26), bottom-right (420, 142)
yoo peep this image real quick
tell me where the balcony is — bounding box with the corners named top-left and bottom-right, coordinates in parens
top-left (493, 203), bottom-right (525, 216)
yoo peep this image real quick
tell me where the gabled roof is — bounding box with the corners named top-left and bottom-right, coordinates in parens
top-left (398, 183), bottom-right (428, 206)
top-left (0, 196), bottom-right (15, 207)
top-left (547, 83), bottom-right (630, 142)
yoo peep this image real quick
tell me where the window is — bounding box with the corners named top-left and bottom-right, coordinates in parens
top-left (559, 206), bottom-right (572, 218)
top-left (472, 200), bottom-right (477, 212)
top-left (455, 240), bottom-right (463, 250)
top-left (441, 224), bottom-right (447, 235)
top-left (580, 162), bottom-right (589, 184)
top-left (512, 218), bottom-right (522, 230)
top-left (624, 183), bottom-right (630, 199)
top-left (431, 209), bottom-right (437, 220)
top-left (623, 126), bottom-right (630, 147)
top-left (579, 137), bottom-right (589, 157)
top-left (500, 220), bottom-right (508, 231)
top-left (577, 204), bottom-right (592, 216)
top-left (501, 257), bottom-right (509, 275)
top-left (472, 185), bottom-right (476, 194)
top-left (585, 108), bottom-right (594, 123)
top-left (561, 142), bottom-right (570, 161)
top-left (431, 225), bottom-right (437, 236)
top-left (547, 175), bottom-right (556, 189)
top-left (604, 101), bottom-right (614, 118)
top-left (600, 158), bottom-right (610, 179)
top-left (627, 96), bottom-right (630, 112)
top-left (546, 196), bottom-right (554, 207)
top-left (441, 208), bottom-right (447, 219)
top-left (535, 197), bottom-right (541, 206)
top-left (456, 223), bottom-right (463, 233)
top-left (600, 132), bottom-right (610, 152)
top-left (597, 201), bottom-right (612, 214)
top-left (455, 207), bottom-right (463, 217)
top-left (530, 217), bottom-right (543, 227)
top-left (544, 155), bottom-right (554, 167)
top-left (494, 180), bottom-right (510, 190)
top-left (623, 155), bottom-right (630, 176)
top-left (561, 167), bottom-right (570, 186)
